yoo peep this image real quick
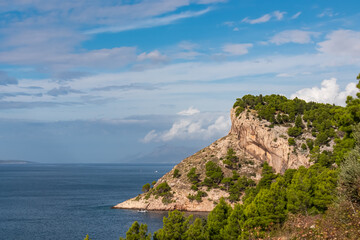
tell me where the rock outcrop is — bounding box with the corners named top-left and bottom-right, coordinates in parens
top-left (113, 108), bottom-right (313, 212)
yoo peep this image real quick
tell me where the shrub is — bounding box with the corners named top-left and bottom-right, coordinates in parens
top-left (288, 126), bottom-right (302, 137)
top-left (173, 169), bottom-right (181, 178)
top-left (191, 184), bottom-right (198, 191)
top-left (155, 182), bottom-right (171, 196)
top-left (223, 148), bottom-right (239, 169)
top-left (187, 167), bottom-right (200, 184)
top-left (204, 161), bottom-right (224, 186)
top-left (288, 138), bottom-right (296, 146)
top-left (306, 139), bottom-right (314, 150)
top-left (315, 132), bottom-right (329, 146)
top-left (301, 143), bottom-right (307, 150)
top-left (142, 183), bottom-right (151, 193)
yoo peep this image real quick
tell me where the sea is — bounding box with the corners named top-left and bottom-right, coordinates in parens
top-left (0, 163), bottom-right (206, 240)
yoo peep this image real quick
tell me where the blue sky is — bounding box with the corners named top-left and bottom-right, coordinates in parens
top-left (0, 0), bottom-right (360, 163)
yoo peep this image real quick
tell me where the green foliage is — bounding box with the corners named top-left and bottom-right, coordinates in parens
top-left (306, 138), bottom-right (314, 150)
top-left (142, 183), bottom-right (151, 193)
top-left (207, 198), bottom-right (232, 240)
top-left (188, 191), bottom-right (208, 202)
top-left (221, 204), bottom-right (245, 239)
top-left (155, 182), bottom-right (171, 196)
top-left (338, 124), bottom-right (360, 204)
top-left (120, 221), bottom-right (151, 240)
top-left (257, 162), bottom-right (277, 190)
top-left (84, 234), bottom-right (91, 240)
top-left (187, 167), bottom-right (200, 184)
top-left (287, 126), bottom-right (302, 137)
top-left (202, 161), bottom-right (224, 188)
top-left (151, 181), bottom-right (156, 186)
top-left (173, 169), bottom-right (181, 178)
top-left (288, 137), bottom-right (296, 146)
top-left (286, 165), bottom-right (337, 214)
top-left (184, 218), bottom-right (206, 240)
top-left (301, 143), bottom-right (307, 150)
top-left (154, 210), bottom-right (192, 240)
top-left (191, 184), bottom-right (198, 191)
top-left (295, 115), bottom-right (304, 128)
top-left (223, 148), bottom-right (239, 169)
top-left (315, 132), bottom-right (329, 146)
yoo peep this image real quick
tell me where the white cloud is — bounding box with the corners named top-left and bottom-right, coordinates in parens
top-left (222, 43), bottom-right (253, 55)
top-left (318, 8), bottom-right (336, 18)
top-left (291, 12), bottom-right (302, 19)
top-left (273, 10), bottom-right (286, 20)
top-left (195, 0), bottom-right (227, 3)
top-left (86, 8), bottom-right (211, 34)
top-left (142, 130), bottom-right (159, 143)
top-left (242, 11), bottom-right (286, 24)
top-left (233, 27), bottom-right (239, 31)
top-left (290, 78), bottom-right (358, 106)
top-left (269, 30), bottom-right (319, 45)
top-left (317, 30), bottom-right (360, 56)
top-left (242, 14), bottom-right (272, 24)
top-left (177, 106), bottom-right (200, 116)
top-left (276, 73), bottom-right (293, 78)
top-left (137, 50), bottom-right (167, 62)
top-left (142, 113), bottom-right (231, 142)
top-left (178, 41), bottom-right (199, 51)
top-left (173, 51), bottom-right (202, 60)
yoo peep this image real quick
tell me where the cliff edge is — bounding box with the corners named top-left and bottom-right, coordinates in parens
top-left (113, 108), bottom-right (316, 211)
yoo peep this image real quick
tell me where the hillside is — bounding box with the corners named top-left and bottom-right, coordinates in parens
top-left (113, 95), bottom-right (344, 211)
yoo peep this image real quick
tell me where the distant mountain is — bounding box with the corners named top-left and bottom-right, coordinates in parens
top-left (0, 160), bottom-right (35, 164)
top-left (130, 144), bottom-right (198, 164)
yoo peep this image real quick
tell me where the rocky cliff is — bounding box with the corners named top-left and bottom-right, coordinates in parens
top-left (113, 108), bottom-right (315, 212)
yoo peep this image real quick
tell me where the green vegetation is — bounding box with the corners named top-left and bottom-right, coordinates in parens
top-left (187, 167), bottom-right (200, 184)
top-left (117, 74), bottom-right (360, 240)
top-left (142, 183), bottom-right (151, 193)
top-left (173, 169), bottom-right (181, 178)
top-left (222, 148), bottom-right (239, 169)
top-left (288, 137), bottom-right (296, 146)
top-left (202, 161), bottom-right (224, 188)
top-left (187, 190), bottom-right (208, 202)
top-left (120, 221), bottom-right (151, 240)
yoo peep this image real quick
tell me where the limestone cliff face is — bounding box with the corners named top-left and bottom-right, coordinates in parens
top-left (113, 108), bottom-right (312, 212)
top-left (230, 108), bottom-right (310, 174)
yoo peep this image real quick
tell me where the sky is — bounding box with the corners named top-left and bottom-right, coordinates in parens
top-left (0, 0), bottom-right (360, 163)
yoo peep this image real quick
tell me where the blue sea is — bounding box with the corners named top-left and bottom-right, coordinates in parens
top-left (0, 163), bottom-right (202, 240)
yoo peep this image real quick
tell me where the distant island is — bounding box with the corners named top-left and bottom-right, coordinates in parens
top-left (0, 160), bottom-right (35, 164)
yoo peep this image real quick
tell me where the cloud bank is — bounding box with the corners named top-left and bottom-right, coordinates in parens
top-left (143, 109), bottom-right (230, 142)
top-left (291, 78), bottom-right (358, 106)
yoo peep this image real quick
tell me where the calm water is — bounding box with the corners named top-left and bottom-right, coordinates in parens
top-left (0, 163), bottom-right (181, 240)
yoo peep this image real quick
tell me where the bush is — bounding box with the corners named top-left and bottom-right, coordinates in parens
top-left (301, 143), bottom-right (307, 150)
top-left (142, 183), bottom-right (151, 193)
top-left (223, 148), bottom-right (239, 169)
top-left (155, 182), bottom-right (171, 196)
top-left (306, 139), bottom-right (314, 150)
top-left (173, 169), bottom-right (181, 178)
top-left (338, 125), bottom-right (360, 203)
top-left (191, 184), bottom-right (198, 191)
top-left (288, 126), bottom-right (302, 137)
top-left (187, 167), bottom-right (200, 184)
top-left (315, 132), bottom-right (329, 146)
top-left (288, 138), bottom-right (296, 146)
top-left (204, 161), bottom-right (224, 186)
